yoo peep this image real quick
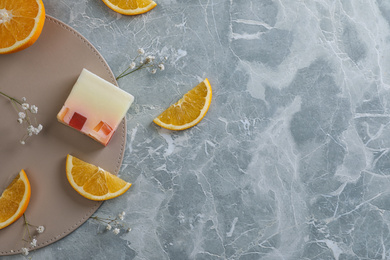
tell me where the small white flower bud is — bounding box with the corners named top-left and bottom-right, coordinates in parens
top-left (118, 211), bottom-right (125, 220)
top-left (145, 55), bottom-right (155, 64)
top-left (21, 247), bottom-right (29, 255)
top-left (129, 62), bottom-right (136, 69)
top-left (27, 125), bottom-right (34, 133)
top-left (18, 112), bottom-right (26, 119)
top-left (158, 64), bottom-right (165, 71)
top-left (31, 238), bottom-right (37, 247)
top-left (36, 226), bottom-right (45, 233)
top-left (22, 103), bottom-right (29, 110)
top-left (150, 69), bottom-right (157, 74)
top-left (113, 228), bottom-right (120, 235)
top-left (17, 118), bottom-right (23, 124)
top-left (30, 105), bottom-right (38, 114)
top-left (106, 224), bottom-right (112, 230)
top-left (137, 48), bottom-right (145, 55)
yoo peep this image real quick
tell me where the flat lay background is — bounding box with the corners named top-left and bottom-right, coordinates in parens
top-left (4, 0), bottom-right (390, 259)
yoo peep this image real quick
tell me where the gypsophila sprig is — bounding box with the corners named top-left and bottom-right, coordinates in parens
top-left (0, 91), bottom-right (42, 144)
top-left (90, 211), bottom-right (131, 235)
top-left (21, 247), bottom-right (29, 256)
top-left (20, 214), bottom-right (45, 255)
top-left (116, 48), bottom-right (167, 80)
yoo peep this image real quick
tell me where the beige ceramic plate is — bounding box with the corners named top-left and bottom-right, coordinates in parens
top-left (0, 15), bottom-right (126, 255)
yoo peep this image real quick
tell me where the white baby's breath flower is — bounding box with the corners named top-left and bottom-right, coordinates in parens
top-left (36, 226), bottom-right (45, 233)
top-left (27, 125), bottom-right (34, 135)
top-left (21, 247), bottom-right (29, 256)
top-left (1, 92), bottom-right (43, 145)
top-left (129, 62), bottom-right (136, 69)
top-left (22, 103), bottom-right (29, 110)
top-left (30, 238), bottom-right (37, 247)
top-left (106, 224), bottom-right (112, 230)
top-left (118, 211), bottom-right (126, 220)
top-left (137, 48), bottom-right (145, 55)
top-left (30, 105), bottom-right (38, 114)
top-left (18, 112), bottom-right (26, 119)
top-left (20, 140), bottom-right (25, 145)
top-left (145, 55), bottom-right (155, 64)
top-left (116, 48), bottom-right (168, 81)
top-left (37, 124), bottom-right (43, 131)
top-left (113, 228), bottom-right (120, 235)
top-left (126, 228), bottom-right (132, 232)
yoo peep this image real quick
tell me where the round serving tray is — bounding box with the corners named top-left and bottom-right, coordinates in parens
top-left (0, 15), bottom-right (126, 255)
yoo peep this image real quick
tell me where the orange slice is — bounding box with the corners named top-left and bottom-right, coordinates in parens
top-left (66, 154), bottom-right (132, 201)
top-left (101, 0), bottom-right (157, 15)
top-left (153, 78), bottom-right (212, 130)
top-left (0, 0), bottom-right (46, 54)
top-left (0, 170), bottom-right (31, 229)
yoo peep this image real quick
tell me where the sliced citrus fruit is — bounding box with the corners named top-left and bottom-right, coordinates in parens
top-left (101, 0), bottom-right (157, 15)
top-left (153, 78), bottom-right (212, 130)
top-left (0, 170), bottom-right (31, 229)
top-left (66, 154), bottom-right (132, 201)
top-left (0, 0), bottom-right (46, 54)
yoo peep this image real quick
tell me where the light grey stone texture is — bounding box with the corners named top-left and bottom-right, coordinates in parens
top-left (5, 0), bottom-right (390, 259)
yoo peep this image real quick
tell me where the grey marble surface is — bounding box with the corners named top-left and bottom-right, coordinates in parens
top-left (6, 0), bottom-right (390, 259)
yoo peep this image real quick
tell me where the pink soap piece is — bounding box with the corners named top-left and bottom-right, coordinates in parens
top-left (69, 112), bottom-right (87, 131)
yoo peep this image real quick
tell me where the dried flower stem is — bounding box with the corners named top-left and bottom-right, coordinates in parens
top-left (20, 214), bottom-right (45, 255)
top-left (22, 214), bottom-right (33, 242)
top-left (115, 48), bottom-right (166, 81)
top-left (90, 211), bottom-right (130, 234)
top-left (0, 90), bottom-right (16, 101)
top-left (90, 216), bottom-right (116, 225)
top-left (0, 90), bottom-right (42, 144)
top-left (116, 64), bottom-right (145, 80)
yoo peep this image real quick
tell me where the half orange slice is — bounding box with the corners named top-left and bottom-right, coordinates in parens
top-left (0, 170), bottom-right (31, 229)
top-left (0, 0), bottom-right (46, 54)
top-left (153, 78), bottom-right (212, 130)
top-left (66, 155), bottom-right (132, 201)
top-left (101, 0), bottom-right (157, 15)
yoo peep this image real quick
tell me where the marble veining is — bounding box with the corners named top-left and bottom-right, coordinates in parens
top-left (6, 0), bottom-right (390, 259)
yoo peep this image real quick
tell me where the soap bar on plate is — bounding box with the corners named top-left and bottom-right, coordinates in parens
top-left (57, 68), bottom-right (134, 146)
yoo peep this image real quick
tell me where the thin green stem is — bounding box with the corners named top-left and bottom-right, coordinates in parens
top-left (115, 54), bottom-right (142, 80)
top-left (116, 64), bottom-right (156, 80)
top-left (90, 215), bottom-right (119, 225)
top-left (0, 91), bottom-right (22, 105)
top-left (116, 65), bottom-right (142, 80)
top-left (22, 214), bottom-right (33, 241)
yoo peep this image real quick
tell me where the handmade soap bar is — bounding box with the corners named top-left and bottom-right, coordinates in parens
top-left (57, 69), bottom-right (134, 146)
